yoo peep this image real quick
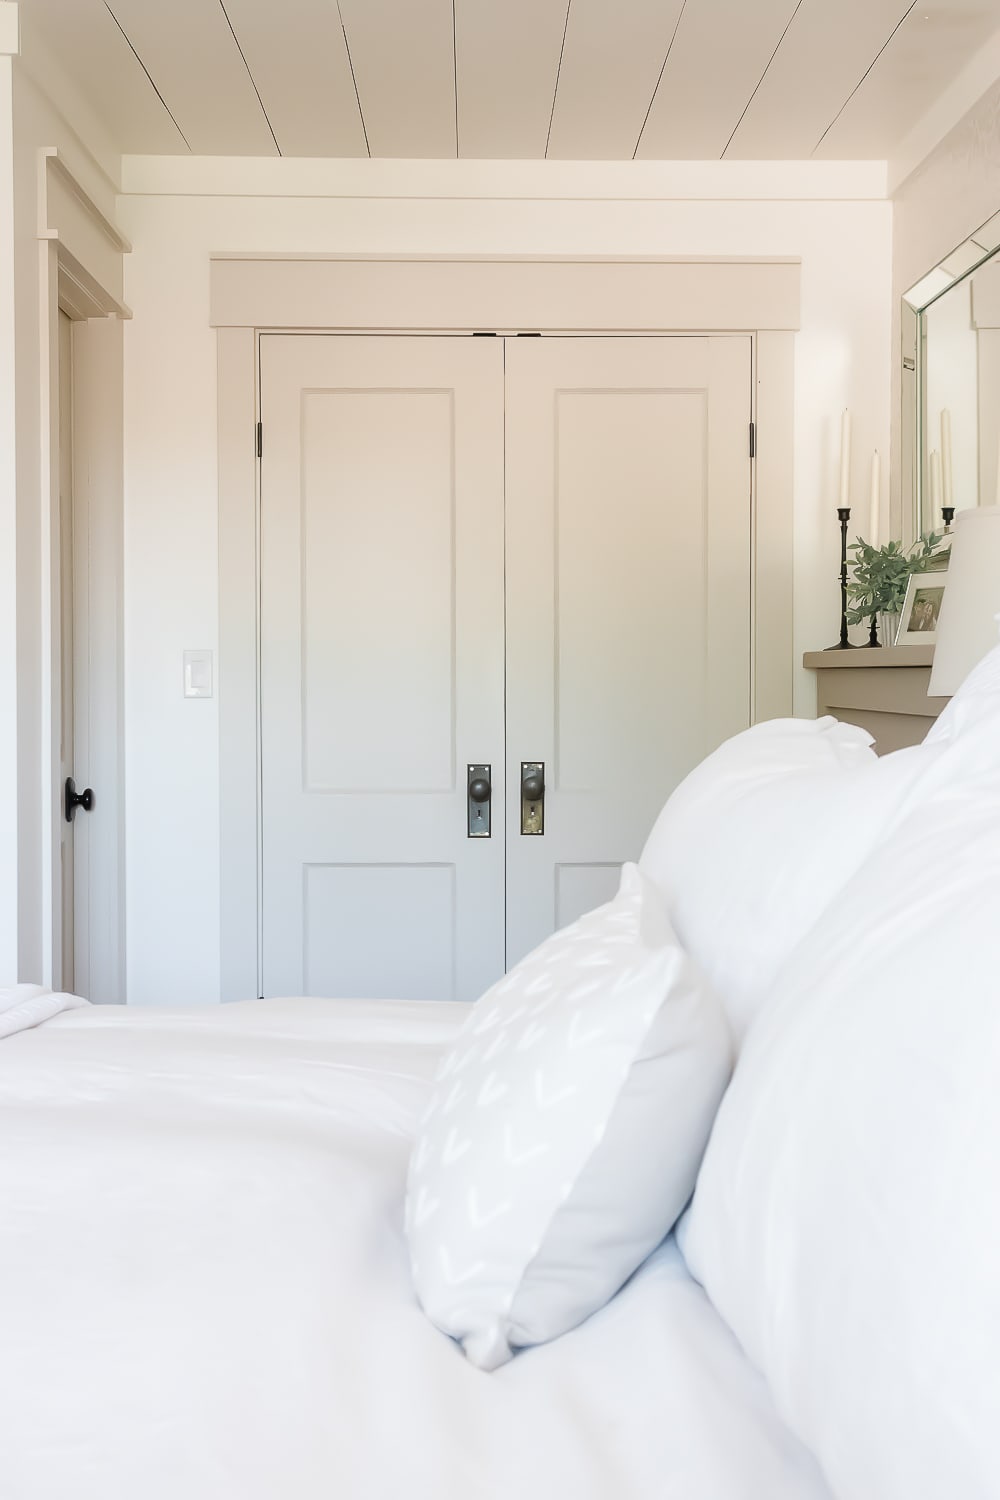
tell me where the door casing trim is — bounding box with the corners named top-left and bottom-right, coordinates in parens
top-left (217, 256), bottom-right (799, 1002)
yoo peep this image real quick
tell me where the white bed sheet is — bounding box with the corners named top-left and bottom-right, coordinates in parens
top-left (0, 998), bottom-right (831, 1500)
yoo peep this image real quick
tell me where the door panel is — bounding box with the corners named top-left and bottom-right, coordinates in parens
top-left (58, 310), bottom-right (75, 993)
top-left (259, 335), bottom-right (505, 1002)
top-left (504, 336), bottom-right (752, 967)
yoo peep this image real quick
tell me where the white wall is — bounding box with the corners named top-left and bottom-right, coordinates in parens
top-left (117, 164), bottom-right (892, 1007)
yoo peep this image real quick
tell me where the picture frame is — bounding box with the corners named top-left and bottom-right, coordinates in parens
top-left (895, 568), bottom-right (950, 644)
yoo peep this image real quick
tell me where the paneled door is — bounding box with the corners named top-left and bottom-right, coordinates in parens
top-left (259, 333), bottom-right (752, 1001)
top-left (504, 337), bottom-right (752, 967)
top-left (259, 335), bottom-right (506, 1002)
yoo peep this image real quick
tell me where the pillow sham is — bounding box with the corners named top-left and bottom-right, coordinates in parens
top-left (638, 714), bottom-right (943, 1043)
top-left (405, 863), bottom-right (731, 1370)
top-left (680, 667), bottom-right (1000, 1500)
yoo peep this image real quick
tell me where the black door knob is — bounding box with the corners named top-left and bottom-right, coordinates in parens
top-left (469, 776), bottom-right (491, 804)
top-left (521, 770), bottom-right (544, 801)
top-left (65, 777), bottom-right (94, 823)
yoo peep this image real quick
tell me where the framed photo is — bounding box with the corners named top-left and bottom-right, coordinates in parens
top-left (896, 569), bottom-right (949, 644)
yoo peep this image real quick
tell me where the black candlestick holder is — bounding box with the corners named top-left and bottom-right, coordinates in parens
top-left (942, 506), bottom-right (955, 531)
top-left (825, 507), bottom-right (857, 651)
top-left (867, 614), bottom-right (881, 648)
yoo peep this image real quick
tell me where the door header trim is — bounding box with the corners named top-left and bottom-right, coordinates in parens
top-left (210, 256), bottom-right (801, 334)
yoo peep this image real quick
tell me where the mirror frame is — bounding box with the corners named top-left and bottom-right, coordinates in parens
top-left (902, 210), bottom-right (1000, 543)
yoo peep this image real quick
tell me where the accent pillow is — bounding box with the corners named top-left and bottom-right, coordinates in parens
top-left (405, 863), bottom-right (731, 1371)
top-left (680, 672), bottom-right (1000, 1500)
top-left (638, 715), bottom-right (944, 1043)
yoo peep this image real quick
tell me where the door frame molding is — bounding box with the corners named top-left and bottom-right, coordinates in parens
top-left (215, 255), bottom-right (799, 1002)
top-left (39, 149), bottom-right (129, 1000)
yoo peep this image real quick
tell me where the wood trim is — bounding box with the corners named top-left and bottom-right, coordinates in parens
top-left (218, 328), bottom-right (260, 1004)
top-left (217, 260), bottom-right (799, 992)
top-left (0, 3), bottom-right (18, 57)
top-left (125, 155), bottom-right (887, 201)
top-left (36, 145), bottom-right (127, 998)
top-left (55, 242), bottom-right (131, 321)
top-left (803, 644), bottom-right (935, 668)
top-left (41, 148), bottom-right (131, 254)
top-left (210, 256), bottom-right (801, 333)
top-left (754, 331), bottom-right (795, 721)
top-left (72, 316), bottom-right (126, 1003)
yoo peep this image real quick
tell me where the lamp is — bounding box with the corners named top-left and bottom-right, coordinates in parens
top-left (928, 506), bottom-right (1000, 696)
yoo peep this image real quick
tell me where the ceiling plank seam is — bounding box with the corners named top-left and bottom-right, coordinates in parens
top-left (452, 0), bottom-right (459, 158)
top-left (811, 0), bottom-right (918, 157)
top-left (631, 0), bottom-right (691, 160)
top-left (544, 0), bottom-right (573, 160)
top-left (336, 0), bottom-right (371, 158)
top-left (217, 0), bottom-right (282, 155)
top-left (103, 0), bottom-right (192, 152)
top-left (720, 0), bottom-right (804, 160)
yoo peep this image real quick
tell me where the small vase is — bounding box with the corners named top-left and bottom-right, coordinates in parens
top-left (879, 611), bottom-right (900, 648)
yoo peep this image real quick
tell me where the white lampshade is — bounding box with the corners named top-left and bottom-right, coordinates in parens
top-left (928, 506), bottom-right (1000, 696)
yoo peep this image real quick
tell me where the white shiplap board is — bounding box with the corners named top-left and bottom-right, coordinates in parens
top-left (337, 0), bottom-right (456, 158)
top-left (221, 0), bottom-right (368, 157)
top-left (107, 0), bottom-right (278, 154)
top-left (636, 0), bottom-right (800, 159)
top-left (455, 0), bottom-right (568, 159)
top-left (18, 0), bottom-right (1000, 162)
top-left (816, 0), bottom-right (1000, 159)
top-left (23, 0), bottom-right (187, 154)
top-left (725, 0), bottom-right (915, 159)
top-left (547, 0), bottom-right (686, 159)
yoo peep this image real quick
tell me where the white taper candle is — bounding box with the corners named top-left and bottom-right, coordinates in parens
top-left (941, 410), bottom-right (954, 512)
top-left (839, 410), bottom-right (851, 510)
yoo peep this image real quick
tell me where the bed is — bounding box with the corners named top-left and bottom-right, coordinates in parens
top-left (0, 997), bottom-right (830, 1500)
top-left (8, 650), bottom-right (1000, 1500)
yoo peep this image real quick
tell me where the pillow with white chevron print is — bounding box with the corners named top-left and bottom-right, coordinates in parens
top-left (404, 862), bottom-right (732, 1371)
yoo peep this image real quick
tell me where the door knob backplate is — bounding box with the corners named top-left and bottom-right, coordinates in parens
top-left (520, 762), bottom-right (544, 836)
top-left (467, 764), bottom-right (491, 838)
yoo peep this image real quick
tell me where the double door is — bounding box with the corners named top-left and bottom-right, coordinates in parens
top-left (259, 333), bottom-right (751, 1002)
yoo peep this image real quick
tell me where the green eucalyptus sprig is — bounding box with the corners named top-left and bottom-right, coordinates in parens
top-left (845, 532), bottom-right (949, 626)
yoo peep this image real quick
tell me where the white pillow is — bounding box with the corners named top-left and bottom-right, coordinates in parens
top-left (680, 677), bottom-right (1000, 1500)
top-left (639, 715), bottom-right (943, 1043)
top-left (405, 863), bottom-right (731, 1370)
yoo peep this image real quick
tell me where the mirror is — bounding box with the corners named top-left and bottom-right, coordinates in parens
top-left (904, 211), bottom-right (1000, 539)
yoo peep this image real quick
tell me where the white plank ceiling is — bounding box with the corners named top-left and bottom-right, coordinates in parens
top-left (20, 0), bottom-right (1000, 159)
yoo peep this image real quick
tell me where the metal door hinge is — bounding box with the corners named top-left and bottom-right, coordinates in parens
top-left (749, 421), bottom-right (756, 459)
top-left (256, 421), bottom-right (262, 458)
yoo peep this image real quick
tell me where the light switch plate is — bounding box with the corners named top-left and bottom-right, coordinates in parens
top-left (183, 649), bottom-right (213, 699)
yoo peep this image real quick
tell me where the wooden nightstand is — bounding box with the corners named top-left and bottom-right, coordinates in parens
top-left (803, 645), bottom-right (949, 754)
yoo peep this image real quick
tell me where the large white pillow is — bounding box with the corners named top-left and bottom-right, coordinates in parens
top-left (680, 668), bottom-right (1000, 1500)
top-left (639, 715), bottom-right (943, 1043)
top-left (405, 863), bottom-right (731, 1371)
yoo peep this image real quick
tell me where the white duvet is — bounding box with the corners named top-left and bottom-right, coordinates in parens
top-left (0, 998), bottom-right (830, 1500)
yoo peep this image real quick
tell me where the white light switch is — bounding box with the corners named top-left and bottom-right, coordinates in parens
top-left (183, 650), bottom-right (213, 699)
